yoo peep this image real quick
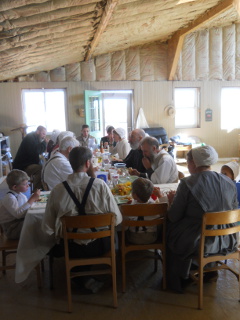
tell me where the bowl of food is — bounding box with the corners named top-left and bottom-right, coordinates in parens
top-left (111, 181), bottom-right (132, 196)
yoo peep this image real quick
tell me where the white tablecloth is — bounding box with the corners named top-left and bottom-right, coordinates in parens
top-left (15, 192), bottom-right (56, 283)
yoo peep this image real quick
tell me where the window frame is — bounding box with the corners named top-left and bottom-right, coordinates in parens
top-left (174, 87), bottom-right (200, 129)
top-left (21, 88), bottom-right (67, 134)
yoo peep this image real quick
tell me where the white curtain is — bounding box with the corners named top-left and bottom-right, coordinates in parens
top-left (135, 108), bottom-right (149, 128)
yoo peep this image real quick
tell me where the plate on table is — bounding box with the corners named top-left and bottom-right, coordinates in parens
top-left (115, 195), bottom-right (132, 205)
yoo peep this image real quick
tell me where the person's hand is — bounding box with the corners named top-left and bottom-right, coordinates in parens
top-left (152, 187), bottom-right (164, 199)
top-left (142, 157), bottom-right (151, 169)
top-left (103, 142), bottom-right (108, 148)
top-left (167, 190), bottom-right (176, 206)
top-left (28, 189), bottom-right (41, 205)
top-left (87, 163), bottom-right (95, 178)
top-left (130, 169), bottom-right (140, 176)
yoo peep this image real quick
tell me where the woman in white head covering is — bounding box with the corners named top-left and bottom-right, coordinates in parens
top-left (109, 127), bottom-right (131, 160)
top-left (166, 145), bottom-right (238, 293)
top-left (47, 129), bottom-right (61, 159)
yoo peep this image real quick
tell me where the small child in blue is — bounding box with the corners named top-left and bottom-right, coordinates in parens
top-left (221, 161), bottom-right (240, 208)
top-left (0, 169), bottom-right (40, 239)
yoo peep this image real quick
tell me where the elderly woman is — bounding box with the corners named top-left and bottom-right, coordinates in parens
top-left (109, 127), bottom-right (130, 160)
top-left (166, 145), bottom-right (238, 293)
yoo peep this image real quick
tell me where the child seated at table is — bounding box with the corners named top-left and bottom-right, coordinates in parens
top-left (0, 169), bottom-right (40, 240)
top-left (126, 177), bottom-right (167, 245)
top-left (221, 161), bottom-right (240, 209)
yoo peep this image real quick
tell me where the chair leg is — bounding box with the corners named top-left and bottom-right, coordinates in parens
top-left (35, 263), bottom-right (42, 288)
top-left (41, 259), bottom-right (45, 272)
top-left (162, 251), bottom-right (166, 290)
top-left (66, 268), bottom-right (72, 313)
top-left (198, 266), bottom-right (204, 310)
top-left (49, 253), bottom-right (54, 290)
top-left (122, 251), bottom-right (126, 293)
top-left (111, 256), bottom-right (118, 308)
top-left (154, 249), bottom-right (158, 272)
top-left (2, 250), bottom-right (6, 274)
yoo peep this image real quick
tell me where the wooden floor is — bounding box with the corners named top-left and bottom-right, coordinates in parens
top-left (0, 254), bottom-right (239, 320)
top-left (1, 160), bottom-right (239, 319)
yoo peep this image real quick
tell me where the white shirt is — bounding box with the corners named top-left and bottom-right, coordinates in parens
top-left (42, 172), bottom-right (122, 244)
top-left (110, 138), bottom-right (130, 160)
top-left (43, 151), bottom-right (73, 190)
top-left (150, 149), bottom-right (178, 184)
top-left (0, 191), bottom-right (31, 224)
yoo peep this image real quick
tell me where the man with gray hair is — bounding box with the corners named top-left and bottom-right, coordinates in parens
top-left (42, 136), bottom-right (79, 190)
top-left (123, 128), bottom-right (147, 173)
top-left (132, 136), bottom-right (178, 184)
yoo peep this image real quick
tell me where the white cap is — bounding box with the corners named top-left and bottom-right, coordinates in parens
top-left (58, 131), bottom-right (75, 143)
top-left (114, 127), bottom-right (126, 139)
top-left (50, 129), bottom-right (61, 144)
top-left (223, 161), bottom-right (239, 180)
top-left (192, 145), bottom-right (218, 168)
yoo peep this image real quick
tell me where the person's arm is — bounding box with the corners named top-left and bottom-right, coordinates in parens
top-left (121, 140), bottom-right (131, 160)
top-left (109, 143), bottom-right (118, 155)
top-left (103, 184), bottom-right (122, 226)
top-left (167, 181), bottom-right (189, 223)
top-left (42, 189), bottom-right (59, 235)
top-left (2, 193), bottom-right (31, 219)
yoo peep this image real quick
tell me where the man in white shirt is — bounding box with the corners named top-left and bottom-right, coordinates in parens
top-left (133, 136), bottom-right (178, 184)
top-left (42, 136), bottom-right (79, 190)
top-left (42, 146), bottom-right (122, 293)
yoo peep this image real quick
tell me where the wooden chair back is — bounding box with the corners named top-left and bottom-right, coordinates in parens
top-left (61, 213), bottom-right (117, 312)
top-left (190, 209), bottom-right (240, 309)
top-left (120, 202), bottom-right (168, 292)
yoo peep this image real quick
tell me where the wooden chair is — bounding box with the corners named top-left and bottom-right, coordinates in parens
top-left (189, 209), bottom-right (240, 309)
top-left (0, 225), bottom-right (42, 287)
top-left (61, 213), bottom-right (117, 313)
top-left (120, 202), bottom-right (168, 292)
top-left (0, 225), bottom-right (19, 274)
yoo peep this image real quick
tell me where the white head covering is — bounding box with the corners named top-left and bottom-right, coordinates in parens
top-left (50, 129), bottom-right (61, 144)
top-left (223, 161), bottom-right (239, 180)
top-left (58, 131), bottom-right (75, 143)
top-left (114, 127), bottom-right (126, 139)
top-left (192, 145), bottom-right (218, 168)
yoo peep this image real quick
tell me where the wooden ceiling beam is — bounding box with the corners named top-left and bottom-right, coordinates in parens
top-left (168, 0), bottom-right (234, 80)
top-left (85, 0), bottom-right (118, 61)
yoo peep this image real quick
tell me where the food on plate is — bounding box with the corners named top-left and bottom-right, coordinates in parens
top-left (36, 195), bottom-right (49, 203)
top-left (111, 181), bottom-right (132, 195)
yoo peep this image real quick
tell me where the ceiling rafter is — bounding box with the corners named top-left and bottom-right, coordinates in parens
top-left (85, 0), bottom-right (118, 61)
top-left (168, 0), bottom-right (234, 80)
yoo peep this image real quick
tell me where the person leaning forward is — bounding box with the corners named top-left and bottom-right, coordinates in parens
top-left (42, 146), bottom-right (122, 292)
top-left (13, 125), bottom-right (48, 190)
top-left (131, 136), bottom-right (178, 184)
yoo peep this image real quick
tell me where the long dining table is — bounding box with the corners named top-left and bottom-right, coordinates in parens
top-left (15, 183), bottom-right (179, 283)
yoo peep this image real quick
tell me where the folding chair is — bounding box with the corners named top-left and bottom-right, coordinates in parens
top-left (120, 202), bottom-right (168, 292)
top-left (189, 209), bottom-right (240, 309)
top-left (61, 213), bottom-right (117, 312)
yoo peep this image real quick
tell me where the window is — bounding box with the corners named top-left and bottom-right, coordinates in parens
top-left (221, 87), bottom-right (240, 131)
top-left (22, 89), bottom-right (67, 133)
top-left (174, 88), bottom-right (200, 128)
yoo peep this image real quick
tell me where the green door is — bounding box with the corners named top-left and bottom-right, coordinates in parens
top-left (84, 90), bottom-right (102, 144)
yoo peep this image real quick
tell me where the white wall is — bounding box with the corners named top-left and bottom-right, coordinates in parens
top-left (0, 80), bottom-right (239, 159)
